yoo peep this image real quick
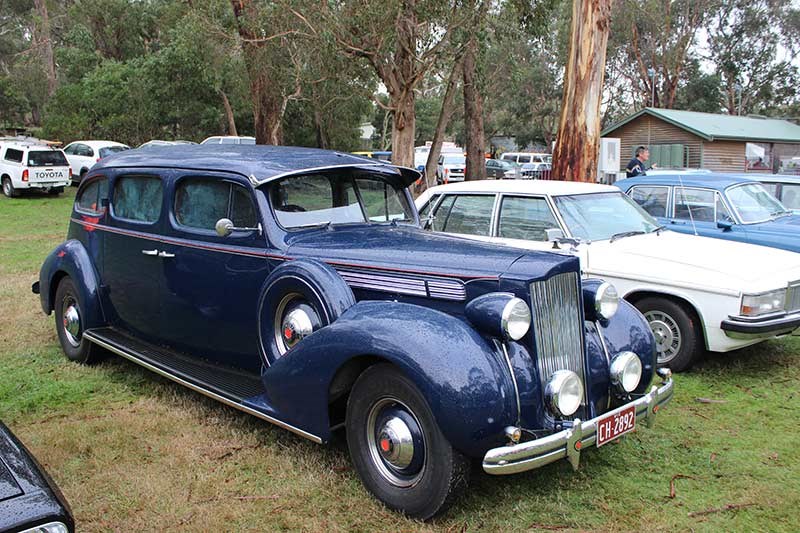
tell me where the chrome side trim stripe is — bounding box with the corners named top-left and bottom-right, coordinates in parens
top-left (83, 331), bottom-right (323, 444)
top-left (336, 267), bottom-right (467, 301)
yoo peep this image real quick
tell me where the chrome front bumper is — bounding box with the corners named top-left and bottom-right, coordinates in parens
top-left (482, 373), bottom-right (674, 475)
top-left (721, 312), bottom-right (800, 340)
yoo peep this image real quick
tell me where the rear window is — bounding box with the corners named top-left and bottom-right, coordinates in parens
top-left (27, 150), bottom-right (68, 167)
top-left (99, 146), bottom-right (129, 158)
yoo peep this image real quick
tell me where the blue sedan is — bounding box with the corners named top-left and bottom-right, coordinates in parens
top-left (616, 173), bottom-right (800, 253)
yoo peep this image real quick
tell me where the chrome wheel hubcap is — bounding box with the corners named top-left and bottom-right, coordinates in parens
top-left (645, 311), bottom-right (681, 364)
top-left (273, 293), bottom-right (321, 356)
top-left (62, 299), bottom-right (81, 347)
top-left (366, 398), bottom-right (426, 488)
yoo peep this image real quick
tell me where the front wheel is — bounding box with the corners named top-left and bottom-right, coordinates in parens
top-left (54, 277), bottom-right (101, 364)
top-left (346, 364), bottom-right (469, 520)
top-left (635, 297), bottom-right (700, 372)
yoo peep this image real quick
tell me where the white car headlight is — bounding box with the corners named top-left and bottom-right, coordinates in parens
top-left (741, 289), bottom-right (786, 317)
top-left (595, 282), bottom-right (620, 320)
top-left (502, 298), bottom-right (531, 341)
top-left (545, 370), bottom-right (583, 417)
top-left (609, 351), bottom-right (642, 393)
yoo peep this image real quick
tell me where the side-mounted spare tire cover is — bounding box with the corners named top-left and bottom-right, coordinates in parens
top-left (258, 258), bottom-right (356, 365)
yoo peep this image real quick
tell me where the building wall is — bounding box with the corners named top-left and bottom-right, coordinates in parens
top-left (604, 116), bottom-right (703, 170)
top-left (700, 140), bottom-right (745, 173)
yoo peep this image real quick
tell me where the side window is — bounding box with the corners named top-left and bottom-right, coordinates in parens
top-left (76, 178), bottom-right (108, 213)
top-left (113, 175), bottom-right (163, 223)
top-left (439, 194), bottom-right (495, 236)
top-left (674, 187), bottom-right (715, 222)
top-left (417, 194), bottom-right (440, 222)
top-left (174, 178), bottom-right (257, 230)
top-left (354, 177), bottom-right (411, 222)
top-left (781, 184), bottom-right (800, 210)
top-left (270, 174), bottom-right (359, 228)
top-left (629, 186), bottom-right (669, 217)
top-left (518, 155), bottom-right (531, 163)
top-left (63, 144), bottom-right (76, 155)
top-left (498, 196), bottom-right (560, 241)
top-left (716, 193), bottom-right (734, 223)
top-left (77, 144), bottom-right (94, 157)
top-left (4, 148), bottom-right (23, 163)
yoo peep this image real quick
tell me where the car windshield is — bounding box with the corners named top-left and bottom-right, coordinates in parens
top-left (553, 191), bottom-right (660, 241)
top-left (443, 155), bottom-right (465, 165)
top-left (99, 146), bottom-right (129, 158)
top-left (27, 150), bottom-right (68, 167)
top-left (725, 183), bottom-right (789, 223)
top-left (270, 171), bottom-right (414, 229)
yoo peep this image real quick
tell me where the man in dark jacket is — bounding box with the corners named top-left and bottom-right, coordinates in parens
top-left (626, 146), bottom-right (652, 177)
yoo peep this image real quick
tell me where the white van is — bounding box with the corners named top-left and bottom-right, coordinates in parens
top-left (501, 152), bottom-right (552, 165)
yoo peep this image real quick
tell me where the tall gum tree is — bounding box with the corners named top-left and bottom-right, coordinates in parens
top-left (551, 0), bottom-right (612, 182)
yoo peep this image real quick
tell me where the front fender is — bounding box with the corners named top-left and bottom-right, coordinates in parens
top-left (261, 301), bottom-right (517, 457)
top-left (38, 240), bottom-right (105, 330)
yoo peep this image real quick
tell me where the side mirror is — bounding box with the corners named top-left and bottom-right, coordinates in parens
top-left (546, 228), bottom-right (565, 242)
top-left (215, 218), bottom-right (262, 237)
top-left (717, 220), bottom-right (733, 231)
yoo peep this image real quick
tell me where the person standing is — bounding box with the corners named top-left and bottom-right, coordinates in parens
top-left (626, 146), bottom-right (651, 177)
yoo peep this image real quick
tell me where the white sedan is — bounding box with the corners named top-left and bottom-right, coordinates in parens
top-left (417, 180), bottom-right (800, 371)
top-left (63, 140), bottom-right (129, 184)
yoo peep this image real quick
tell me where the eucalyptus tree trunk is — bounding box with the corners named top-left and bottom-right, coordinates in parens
top-left (551, 0), bottom-right (612, 182)
top-left (423, 58), bottom-right (463, 190)
top-left (462, 36), bottom-right (486, 181)
top-left (220, 90), bottom-right (238, 136)
top-left (33, 0), bottom-right (57, 97)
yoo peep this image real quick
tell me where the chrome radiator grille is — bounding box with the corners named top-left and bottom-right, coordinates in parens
top-left (787, 283), bottom-right (800, 313)
top-left (529, 272), bottom-right (585, 392)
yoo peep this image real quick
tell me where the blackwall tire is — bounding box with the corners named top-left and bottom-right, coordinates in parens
top-left (346, 363), bottom-right (469, 520)
top-left (258, 259), bottom-right (355, 364)
top-left (2, 177), bottom-right (18, 198)
top-left (54, 277), bottom-right (101, 364)
top-left (635, 296), bottom-right (700, 372)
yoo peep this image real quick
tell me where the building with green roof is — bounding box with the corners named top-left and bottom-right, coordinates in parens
top-left (601, 108), bottom-right (800, 173)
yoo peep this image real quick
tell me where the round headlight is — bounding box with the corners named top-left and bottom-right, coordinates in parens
top-left (595, 282), bottom-right (620, 320)
top-left (545, 370), bottom-right (583, 417)
top-left (610, 351), bottom-right (642, 393)
top-left (501, 297), bottom-right (531, 341)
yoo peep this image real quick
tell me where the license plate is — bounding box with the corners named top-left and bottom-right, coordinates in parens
top-left (596, 405), bottom-right (636, 447)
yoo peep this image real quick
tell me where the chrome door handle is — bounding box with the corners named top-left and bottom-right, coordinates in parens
top-left (141, 249), bottom-right (159, 256)
top-left (158, 251), bottom-right (175, 258)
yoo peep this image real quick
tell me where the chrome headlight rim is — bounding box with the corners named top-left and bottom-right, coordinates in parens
top-left (501, 297), bottom-right (531, 341)
top-left (740, 288), bottom-right (787, 318)
top-left (595, 282), bottom-right (620, 320)
top-left (609, 351), bottom-right (642, 393)
top-left (545, 370), bottom-right (584, 417)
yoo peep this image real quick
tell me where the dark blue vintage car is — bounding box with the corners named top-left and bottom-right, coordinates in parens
top-left (617, 173), bottom-right (800, 252)
top-left (34, 145), bottom-right (673, 519)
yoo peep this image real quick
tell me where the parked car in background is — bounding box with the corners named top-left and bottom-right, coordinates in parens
top-left (352, 150), bottom-right (392, 161)
top-left (200, 135), bottom-right (256, 145)
top-left (501, 152), bottom-right (551, 166)
top-left (0, 421), bottom-right (75, 532)
top-left (743, 173), bottom-right (800, 213)
top-left (1, 138), bottom-right (71, 197)
top-left (436, 153), bottom-right (466, 183)
top-left (485, 158), bottom-right (521, 179)
top-left (417, 180), bottom-right (800, 371)
top-left (63, 140), bottom-right (130, 184)
top-left (36, 145), bottom-right (672, 519)
top-left (138, 140), bottom-right (197, 149)
top-left (521, 161), bottom-right (552, 179)
top-left (617, 174), bottom-right (800, 254)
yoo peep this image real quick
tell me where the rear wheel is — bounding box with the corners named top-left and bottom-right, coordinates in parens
top-left (49, 186), bottom-right (64, 195)
top-left (2, 177), bottom-right (18, 198)
top-left (346, 364), bottom-right (469, 520)
top-left (635, 297), bottom-right (700, 372)
top-left (54, 277), bottom-right (101, 364)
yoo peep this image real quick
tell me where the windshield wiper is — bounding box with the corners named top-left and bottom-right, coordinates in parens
top-left (650, 225), bottom-right (666, 234)
top-left (771, 210), bottom-right (791, 219)
top-left (293, 220), bottom-right (332, 229)
top-left (610, 230), bottom-right (646, 243)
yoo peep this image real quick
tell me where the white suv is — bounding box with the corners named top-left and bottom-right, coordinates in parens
top-left (63, 140), bottom-right (130, 184)
top-left (0, 139), bottom-right (71, 197)
top-left (200, 135), bottom-right (256, 145)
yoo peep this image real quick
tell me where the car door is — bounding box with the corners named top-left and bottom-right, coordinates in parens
top-left (628, 185), bottom-right (670, 221)
top-left (158, 173), bottom-right (269, 372)
top-left (670, 187), bottom-right (744, 242)
top-left (103, 172), bottom-right (167, 341)
top-left (486, 160), bottom-right (497, 179)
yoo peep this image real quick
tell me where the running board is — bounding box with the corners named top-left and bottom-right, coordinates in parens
top-left (83, 327), bottom-right (322, 443)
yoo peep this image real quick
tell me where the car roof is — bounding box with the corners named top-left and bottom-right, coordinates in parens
top-left (730, 173), bottom-right (800, 184)
top-left (68, 140), bottom-right (128, 147)
top-left (619, 173), bottom-right (757, 190)
top-left (425, 179), bottom-right (617, 196)
top-left (93, 144), bottom-right (421, 187)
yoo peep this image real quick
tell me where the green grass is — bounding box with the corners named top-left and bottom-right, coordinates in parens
top-left (1, 189), bottom-right (799, 531)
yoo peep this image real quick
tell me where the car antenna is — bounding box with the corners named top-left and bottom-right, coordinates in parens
top-left (676, 173), bottom-right (698, 236)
